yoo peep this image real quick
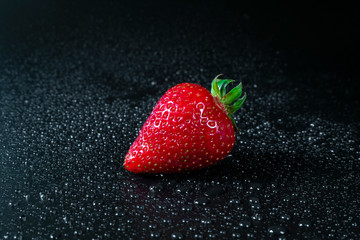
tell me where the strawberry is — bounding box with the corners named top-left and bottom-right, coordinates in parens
top-left (124, 75), bottom-right (246, 173)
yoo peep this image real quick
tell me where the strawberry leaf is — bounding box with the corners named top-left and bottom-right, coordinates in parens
top-left (218, 79), bottom-right (234, 98)
top-left (228, 93), bottom-right (246, 116)
top-left (211, 75), bottom-right (221, 97)
top-left (222, 82), bottom-right (243, 105)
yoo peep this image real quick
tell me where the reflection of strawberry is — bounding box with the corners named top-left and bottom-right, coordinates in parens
top-left (124, 75), bottom-right (246, 173)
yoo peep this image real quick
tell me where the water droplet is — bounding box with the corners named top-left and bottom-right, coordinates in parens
top-left (229, 199), bottom-right (241, 204)
top-left (150, 231), bottom-right (160, 238)
top-left (249, 196), bottom-right (260, 204)
top-left (280, 214), bottom-right (291, 221)
top-left (149, 223), bottom-right (158, 229)
top-left (171, 232), bottom-right (183, 239)
top-left (176, 185), bottom-right (191, 194)
top-left (194, 233), bottom-right (203, 238)
top-left (250, 203), bottom-right (261, 211)
top-left (231, 232), bottom-right (241, 238)
top-left (239, 220), bottom-right (251, 228)
top-left (24, 194), bottom-right (29, 201)
top-left (181, 205), bottom-right (193, 211)
top-left (251, 213), bottom-right (262, 221)
top-left (249, 182), bottom-right (262, 191)
top-left (19, 215), bottom-right (27, 222)
top-left (268, 225), bottom-right (286, 235)
top-left (194, 197), bottom-right (209, 206)
top-left (298, 219), bottom-right (311, 228)
top-left (39, 192), bottom-right (45, 201)
top-left (149, 184), bottom-right (163, 192)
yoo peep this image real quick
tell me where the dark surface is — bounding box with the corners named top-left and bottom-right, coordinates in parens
top-left (1, 1), bottom-right (359, 239)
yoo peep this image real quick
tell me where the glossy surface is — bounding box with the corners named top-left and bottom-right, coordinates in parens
top-left (0, 0), bottom-right (359, 239)
top-left (124, 83), bottom-right (235, 173)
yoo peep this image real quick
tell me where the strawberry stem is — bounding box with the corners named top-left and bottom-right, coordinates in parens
top-left (211, 75), bottom-right (246, 132)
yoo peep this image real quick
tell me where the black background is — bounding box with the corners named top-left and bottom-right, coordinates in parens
top-left (1, 1), bottom-right (359, 239)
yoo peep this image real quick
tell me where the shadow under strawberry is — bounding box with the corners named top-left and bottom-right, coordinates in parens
top-left (123, 148), bottom-right (304, 184)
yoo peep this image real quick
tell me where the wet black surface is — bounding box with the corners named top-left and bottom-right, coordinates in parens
top-left (1, 1), bottom-right (359, 239)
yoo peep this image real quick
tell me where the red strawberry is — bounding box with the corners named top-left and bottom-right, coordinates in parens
top-left (124, 75), bottom-right (246, 173)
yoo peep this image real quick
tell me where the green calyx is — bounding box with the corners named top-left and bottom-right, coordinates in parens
top-left (211, 74), bottom-right (246, 132)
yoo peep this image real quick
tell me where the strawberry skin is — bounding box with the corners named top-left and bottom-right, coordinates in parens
top-left (124, 75), bottom-right (246, 174)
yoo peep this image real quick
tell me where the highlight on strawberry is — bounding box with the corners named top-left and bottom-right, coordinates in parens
top-left (124, 75), bottom-right (246, 173)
